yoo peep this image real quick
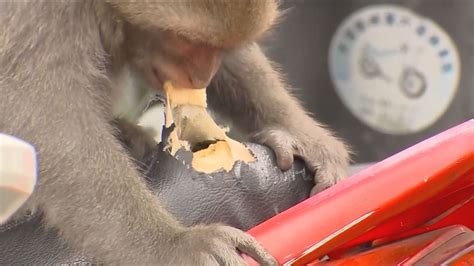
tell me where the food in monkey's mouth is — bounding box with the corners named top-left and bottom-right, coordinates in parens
top-left (163, 81), bottom-right (255, 174)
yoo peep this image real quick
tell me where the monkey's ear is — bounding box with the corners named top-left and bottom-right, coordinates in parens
top-left (105, 0), bottom-right (281, 47)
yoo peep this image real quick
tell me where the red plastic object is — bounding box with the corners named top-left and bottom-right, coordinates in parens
top-left (245, 120), bottom-right (474, 265)
top-left (318, 226), bottom-right (474, 265)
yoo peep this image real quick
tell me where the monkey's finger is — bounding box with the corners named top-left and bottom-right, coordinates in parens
top-left (211, 243), bottom-right (247, 266)
top-left (310, 181), bottom-right (331, 195)
top-left (253, 129), bottom-right (295, 171)
top-left (274, 144), bottom-right (295, 171)
top-left (218, 227), bottom-right (278, 266)
top-left (293, 147), bottom-right (320, 176)
top-left (311, 162), bottom-right (349, 195)
top-left (266, 137), bottom-right (295, 171)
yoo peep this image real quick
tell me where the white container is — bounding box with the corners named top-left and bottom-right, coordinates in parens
top-left (0, 134), bottom-right (37, 224)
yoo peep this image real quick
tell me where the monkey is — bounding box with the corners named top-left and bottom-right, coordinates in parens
top-left (111, 117), bottom-right (158, 168)
top-left (0, 1), bottom-right (350, 265)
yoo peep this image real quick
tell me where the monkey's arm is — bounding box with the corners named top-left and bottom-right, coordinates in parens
top-left (209, 43), bottom-right (350, 193)
top-left (1, 74), bottom-right (273, 265)
top-left (2, 90), bottom-right (179, 264)
top-left (111, 118), bottom-right (157, 164)
top-left (4, 93), bottom-right (273, 264)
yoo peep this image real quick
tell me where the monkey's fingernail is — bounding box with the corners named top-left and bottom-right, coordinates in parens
top-left (276, 155), bottom-right (293, 171)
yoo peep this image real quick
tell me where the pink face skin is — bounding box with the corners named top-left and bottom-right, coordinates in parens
top-left (134, 30), bottom-right (222, 91)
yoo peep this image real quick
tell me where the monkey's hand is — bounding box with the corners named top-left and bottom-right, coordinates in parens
top-left (112, 118), bottom-right (158, 163)
top-left (253, 127), bottom-right (350, 195)
top-left (168, 225), bottom-right (277, 266)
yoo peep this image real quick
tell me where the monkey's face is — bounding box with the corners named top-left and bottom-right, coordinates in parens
top-left (112, 0), bottom-right (280, 90)
top-left (125, 26), bottom-right (222, 90)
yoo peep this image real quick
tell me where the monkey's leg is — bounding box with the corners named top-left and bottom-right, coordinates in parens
top-left (209, 43), bottom-right (351, 194)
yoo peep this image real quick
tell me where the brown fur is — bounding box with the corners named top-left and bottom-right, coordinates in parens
top-left (0, 0), bottom-right (349, 264)
top-left (106, 0), bottom-right (281, 48)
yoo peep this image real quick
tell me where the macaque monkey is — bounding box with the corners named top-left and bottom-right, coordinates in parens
top-left (0, 0), bottom-right (349, 265)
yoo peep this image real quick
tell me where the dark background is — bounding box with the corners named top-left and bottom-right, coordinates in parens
top-left (264, 0), bottom-right (474, 163)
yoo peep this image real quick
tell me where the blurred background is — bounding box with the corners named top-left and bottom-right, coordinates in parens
top-left (263, 0), bottom-right (474, 164)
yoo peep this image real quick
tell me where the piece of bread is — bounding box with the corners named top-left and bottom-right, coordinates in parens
top-left (163, 81), bottom-right (255, 174)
